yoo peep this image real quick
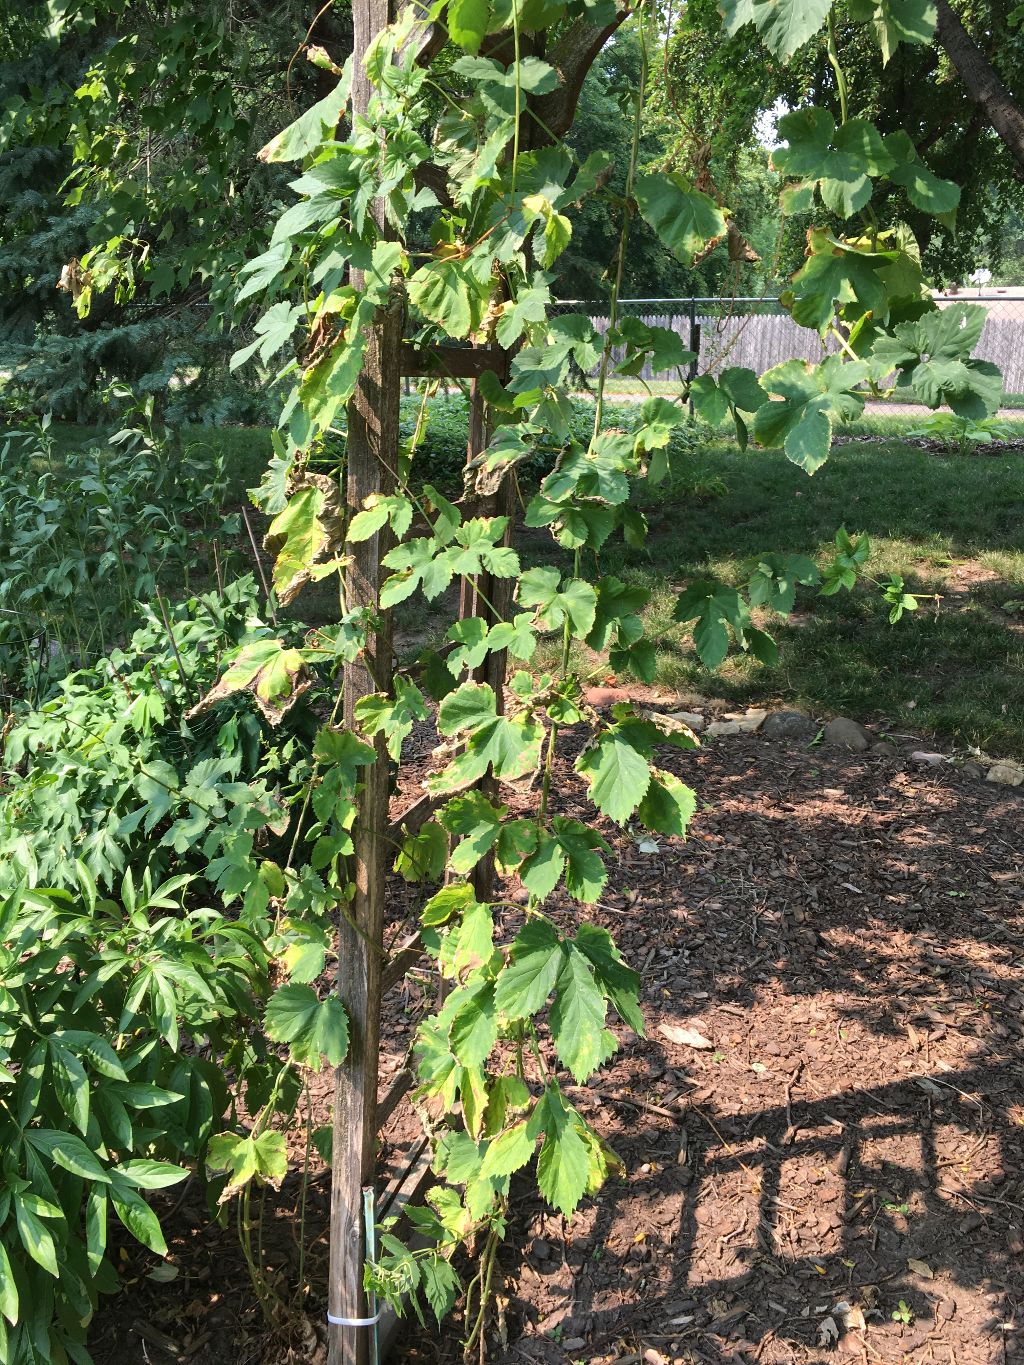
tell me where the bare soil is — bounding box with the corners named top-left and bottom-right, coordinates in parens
top-left (93, 719), bottom-right (1024, 1365)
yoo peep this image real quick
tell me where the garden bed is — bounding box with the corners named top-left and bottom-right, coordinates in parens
top-left (91, 719), bottom-right (1024, 1365)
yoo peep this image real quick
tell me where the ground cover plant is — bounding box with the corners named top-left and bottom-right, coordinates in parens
top-left (2, 0), bottom-right (1022, 1363)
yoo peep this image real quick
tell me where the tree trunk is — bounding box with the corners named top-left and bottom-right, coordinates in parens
top-left (935, 0), bottom-right (1024, 173)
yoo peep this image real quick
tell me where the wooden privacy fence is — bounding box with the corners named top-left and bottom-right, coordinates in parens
top-left (565, 294), bottom-right (1024, 391)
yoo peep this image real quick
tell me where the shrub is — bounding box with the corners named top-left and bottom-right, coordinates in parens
top-left (0, 873), bottom-right (266, 1364)
top-left (0, 402), bottom-right (237, 705)
top-left (0, 576), bottom-right (317, 904)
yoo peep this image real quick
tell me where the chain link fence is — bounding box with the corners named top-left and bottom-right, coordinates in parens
top-left (553, 294), bottom-right (1024, 399)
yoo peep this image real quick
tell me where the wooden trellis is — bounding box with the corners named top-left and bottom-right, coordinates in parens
top-left (326, 5), bottom-right (629, 1359)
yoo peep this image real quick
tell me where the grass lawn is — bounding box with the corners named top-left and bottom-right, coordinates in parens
top-left (581, 436), bottom-right (1024, 758)
top-left (10, 410), bottom-right (1024, 757)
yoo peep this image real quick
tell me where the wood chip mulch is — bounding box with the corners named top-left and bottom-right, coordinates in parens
top-left (93, 725), bottom-right (1024, 1365)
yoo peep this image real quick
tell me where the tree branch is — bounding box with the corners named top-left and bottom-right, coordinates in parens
top-left (935, 0), bottom-right (1024, 172)
top-left (531, 5), bottom-right (631, 140)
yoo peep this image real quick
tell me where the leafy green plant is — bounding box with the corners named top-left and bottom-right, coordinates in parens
top-left (0, 576), bottom-right (312, 903)
top-left (892, 1298), bottom-right (914, 1325)
top-left (0, 872), bottom-right (266, 1364)
top-left (907, 411), bottom-right (1016, 452)
top-left (26, 0), bottom-right (1003, 1354)
top-left (0, 398), bottom-right (236, 706)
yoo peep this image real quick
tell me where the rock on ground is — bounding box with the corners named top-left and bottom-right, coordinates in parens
top-left (987, 759), bottom-right (1024, 786)
top-left (823, 716), bottom-right (871, 751)
top-left (761, 710), bottom-right (817, 743)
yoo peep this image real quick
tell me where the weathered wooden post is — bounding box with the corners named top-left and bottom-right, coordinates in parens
top-left (328, 1), bottom-right (401, 1360)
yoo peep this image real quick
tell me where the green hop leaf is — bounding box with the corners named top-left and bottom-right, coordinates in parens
top-left (265, 984), bottom-right (349, 1071)
top-left (518, 566), bottom-right (598, 637)
top-left (719, 0), bottom-right (834, 59)
top-left (635, 172), bottom-right (726, 259)
top-left (753, 356), bottom-right (868, 472)
top-left (575, 730), bottom-right (652, 824)
top-left (870, 302), bottom-right (1002, 418)
top-left (773, 107), bottom-right (894, 217)
top-left (495, 919), bottom-right (563, 1020)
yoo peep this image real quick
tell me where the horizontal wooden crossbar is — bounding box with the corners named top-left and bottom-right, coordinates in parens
top-left (399, 342), bottom-right (505, 378)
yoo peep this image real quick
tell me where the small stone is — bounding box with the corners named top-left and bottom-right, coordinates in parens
top-left (667, 710), bottom-right (706, 734)
top-left (708, 711), bottom-right (765, 736)
top-left (762, 709), bottom-right (816, 743)
top-left (961, 761), bottom-right (987, 780)
top-left (871, 740), bottom-right (899, 757)
top-left (530, 1237), bottom-right (551, 1262)
top-left (959, 1213), bottom-right (983, 1234)
top-left (585, 686), bottom-right (631, 708)
top-left (823, 717), bottom-right (871, 751)
top-left (987, 760), bottom-right (1024, 786)
top-left (910, 750), bottom-right (945, 766)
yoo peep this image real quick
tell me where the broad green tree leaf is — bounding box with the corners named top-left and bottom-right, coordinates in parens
top-left (258, 64), bottom-right (352, 161)
top-left (575, 730), bottom-right (652, 823)
top-left (883, 131), bottom-right (959, 215)
top-left (440, 792), bottom-right (507, 874)
top-left (447, 898), bottom-right (495, 979)
top-left (264, 481), bottom-right (346, 606)
top-left (635, 172), bottom-right (726, 259)
top-left (784, 230), bottom-right (894, 334)
top-left (420, 1256), bottom-right (462, 1323)
top-left (551, 817), bottom-right (610, 903)
top-left (632, 396), bottom-right (686, 453)
top-left (871, 303), bottom-right (1002, 417)
top-left (408, 258), bottom-right (480, 337)
top-left (614, 318), bottom-right (694, 376)
top-left (188, 638), bottom-right (311, 726)
top-left (673, 579), bottom-right (751, 668)
top-left (747, 552), bottom-right (821, 613)
top-left (422, 882), bottom-right (477, 928)
top-left (586, 576), bottom-right (650, 651)
top-left (573, 923), bottom-right (645, 1034)
top-left (636, 769), bottom-right (698, 839)
top-left (518, 831), bottom-right (564, 901)
top-left (518, 566), bottom-right (597, 637)
top-left (478, 1121), bottom-right (536, 1180)
top-left (848, 0), bottom-right (936, 63)
top-left (356, 676), bottom-right (428, 762)
top-left (447, 0), bottom-right (491, 51)
top-left (495, 919), bottom-right (562, 1019)
top-left (395, 821), bottom-right (448, 882)
top-left (434, 683), bottom-right (543, 787)
top-left (533, 1087), bottom-right (590, 1215)
top-left (550, 944), bottom-right (616, 1082)
top-left (449, 981), bottom-right (498, 1067)
top-left (347, 493), bottom-right (413, 543)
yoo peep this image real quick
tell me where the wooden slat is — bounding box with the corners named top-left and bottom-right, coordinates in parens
top-left (382, 931), bottom-right (424, 993)
top-left (399, 342), bottom-right (505, 379)
top-left (376, 1068), bottom-right (415, 1132)
top-left (385, 792), bottom-right (438, 844)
